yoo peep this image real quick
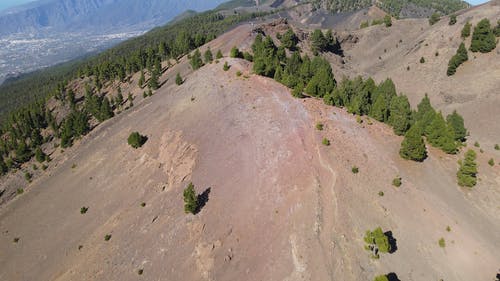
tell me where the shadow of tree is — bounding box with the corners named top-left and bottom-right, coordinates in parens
top-left (387, 272), bottom-right (401, 281)
top-left (195, 187), bottom-right (211, 214)
top-left (496, 272), bottom-right (499, 281)
top-left (385, 231), bottom-right (398, 254)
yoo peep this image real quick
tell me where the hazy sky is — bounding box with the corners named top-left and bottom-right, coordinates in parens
top-left (0, 0), bottom-right (491, 12)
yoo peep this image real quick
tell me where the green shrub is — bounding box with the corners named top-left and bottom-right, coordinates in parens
top-left (128, 132), bottom-right (148, 149)
top-left (360, 21), bottom-right (369, 29)
top-left (429, 13), bottom-right (440, 25)
top-left (420, 57), bottom-right (425, 63)
top-left (17, 188), bottom-right (24, 195)
top-left (104, 234), bottom-right (112, 241)
top-left (316, 123), bottom-right (324, 131)
top-left (352, 166), bottom-right (359, 174)
top-left (322, 138), bottom-right (330, 146)
top-left (447, 42), bottom-right (468, 76)
top-left (457, 150), bottom-right (478, 187)
top-left (80, 206), bottom-right (89, 214)
top-left (13, 237), bottom-right (20, 243)
top-left (384, 15), bottom-right (392, 27)
top-left (438, 237), bottom-right (446, 248)
top-left (175, 73), bottom-right (183, 85)
top-left (216, 50), bottom-right (223, 59)
top-left (138, 269), bottom-right (144, 275)
top-left (374, 275), bottom-right (389, 281)
top-left (495, 144), bottom-right (499, 150)
top-left (474, 141), bottom-right (480, 147)
top-left (364, 227), bottom-right (391, 258)
top-left (470, 19), bottom-right (497, 53)
top-left (183, 182), bottom-right (198, 214)
top-left (488, 158), bottom-right (495, 166)
top-left (24, 172), bottom-right (32, 182)
top-left (461, 22), bottom-right (472, 38)
top-left (236, 71), bottom-right (242, 77)
top-left (230, 46), bottom-right (242, 58)
top-left (446, 226), bottom-right (451, 232)
top-left (378, 191), bottom-right (384, 197)
top-left (141, 202), bottom-right (146, 207)
top-left (223, 62), bottom-right (230, 71)
top-left (392, 177), bottom-right (402, 187)
top-left (449, 14), bottom-right (457, 25)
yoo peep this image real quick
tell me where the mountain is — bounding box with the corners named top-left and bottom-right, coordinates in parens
top-left (0, 0), bottom-right (499, 280)
top-left (0, 0), bottom-right (228, 36)
top-left (0, 0), bottom-right (227, 86)
top-left (313, 0), bottom-right (470, 17)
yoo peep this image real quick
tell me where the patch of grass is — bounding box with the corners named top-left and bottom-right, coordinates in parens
top-left (488, 158), bottom-right (494, 166)
top-left (322, 138), bottom-right (330, 146)
top-left (392, 177), bottom-right (402, 187)
top-left (104, 234), bottom-right (112, 241)
top-left (352, 166), bottom-right (359, 174)
top-left (17, 188), bottom-right (24, 195)
top-left (141, 202), bottom-right (146, 207)
top-left (378, 191), bottom-right (384, 197)
top-left (438, 237), bottom-right (446, 248)
top-left (236, 70), bottom-right (242, 77)
top-left (315, 122), bottom-right (324, 131)
top-left (80, 206), bottom-right (89, 214)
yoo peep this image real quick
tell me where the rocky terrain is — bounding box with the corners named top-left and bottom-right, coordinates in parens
top-left (0, 1), bottom-right (499, 281)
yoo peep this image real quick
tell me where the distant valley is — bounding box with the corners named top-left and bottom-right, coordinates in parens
top-left (0, 0), bottom-right (229, 83)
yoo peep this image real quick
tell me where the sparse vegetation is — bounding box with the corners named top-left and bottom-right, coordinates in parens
top-left (384, 15), bottom-right (392, 27)
top-left (446, 226), bottom-right (451, 232)
top-left (378, 191), bottom-right (384, 197)
top-left (236, 71), bottom-right (242, 77)
top-left (223, 61), bottom-right (230, 71)
top-left (316, 123), bottom-right (324, 131)
top-left (141, 202), bottom-right (146, 207)
top-left (449, 14), bottom-right (457, 25)
top-left (216, 50), bottom-right (223, 59)
top-left (322, 138), bottom-right (330, 146)
top-left (183, 182), bottom-right (198, 214)
top-left (488, 158), bottom-right (494, 166)
top-left (374, 275), bottom-right (389, 281)
top-left (175, 73), bottom-right (183, 85)
top-left (457, 149), bottom-right (478, 187)
top-left (127, 132), bottom-right (148, 149)
top-left (352, 166), bottom-right (359, 174)
top-left (204, 48), bottom-right (213, 64)
top-left (80, 206), bottom-right (89, 214)
top-left (138, 269), bottom-right (144, 275)
top-left (360, 21), bottom-right (369, 29)
top-left (364, 227), bottom-right (391, 258)
top-left (104, 234), bottom-right (112, 241)
top-left (420, 57), bottom-right (425, 63)
top-left (474, 141), bottom-right (480, 147)
top-left (392, 177), bottom-right (402, 187)
top-left (495, 144), bottom-right (499, 150)
top-left (17, 188), bottom-right (24, 195)
top-left (429, 13), bottom-right (441, 26)
top-left (230, 46), bottom-right (242, 58)
top-left (13, 237), bottom-right (20, 243)
top-left (24, 172), bottom-right (32, 182)
top-left (438, 237), bottom-right (446, 248)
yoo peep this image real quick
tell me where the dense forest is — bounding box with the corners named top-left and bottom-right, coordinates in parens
top-left (313, 0), bottom-right (468, 16)
top-left (241, 28), bottom-right (467, 162)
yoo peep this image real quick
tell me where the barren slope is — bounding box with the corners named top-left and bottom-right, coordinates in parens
top-left (339, 0), bottom-right (500, 150)
top-left (1, 36), bottom-right (499, 281)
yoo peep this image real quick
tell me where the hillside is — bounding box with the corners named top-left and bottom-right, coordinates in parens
top-left (0, 1), bottom-right (499, 281)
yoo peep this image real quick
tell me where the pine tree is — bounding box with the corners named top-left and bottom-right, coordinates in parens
top-left (388, 95), bottom-right (412, 136)
top-left (138, 70), bottom-right (145, 88)
top-left (384, 15), bottom-right (392, 27)
top-left (461, 21), bottom-right (472, 38)
top-left (429, 13), bottom-right (440, 25)
top-left (446, 110), bottom-right (467, 142)
top-left (190, 49), bottom-right (203, 70)
top-left (414, 94), bottom-right (436, 135)
top-left (148, 70), bottom-right (159, 90)
top-left (457, 149), bottom-right (477, 187)
top-left (99, 97), bottom-right (114, 121)
top-left (204, 48), bottom-right (213, 64)
top-left (183, 182), bottom-right (198, 214)
top-left (35, 147), bottom-right (47, 163)
top-left (400, 125), bottom-right (427, 161)
top-left (470, 19), bottom-right (497, 53)
top-left (175, 73), bottom-right (183, 85)
top-left (280, 28), bottom-right (298, 50)
top-left (216, 50), bottom-right (223, 59)
top-left (230, 46), bottom-right (241, 58)
top-left (427, 112), bottom-right (457, 154)
top-left (447, 42), bottom-right (468, 76)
